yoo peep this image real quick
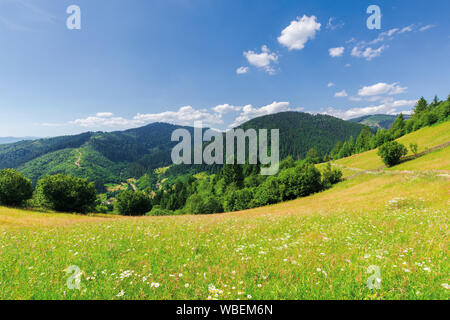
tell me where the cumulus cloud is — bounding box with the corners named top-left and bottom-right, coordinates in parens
top-left (243, 45), bottom-right (278, 74)
top-left (327, 82), bottom-right (335, 87)
top-left (134, 106), bottom-right (223, 126)
top-left (334, 90), bottom-right (348, 97)
top-left (323, 99), bottom-right (417, 119)
top-left (236, 66), bottom-right (249, 75)
top-left (72, 106), bottom-right (224, 129)
top-left (278, 15), bottom-right (321, 51)
top-left (212, 104), bottom-right (244, 114)
top-left (230, 101), bottom-right (291, 127)
top-left (72, 115), bottom-right (137, 128)
top-left (329, 46), bottom-right (344, 57)
top-left (351, 45), bottom-right (386, 60)
top-left (95, 112), bottom-right (114, 117)
top-left (358, 82), bottom-right (407, 96)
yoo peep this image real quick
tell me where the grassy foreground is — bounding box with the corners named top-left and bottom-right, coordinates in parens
top-left (0, 125), bottom-right (449, 300)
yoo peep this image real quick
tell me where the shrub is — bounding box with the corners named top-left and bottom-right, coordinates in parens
top-left (253, 177), bottom-right (281, 207)
top-left (277, 163), bottom-right (323, 201)
top-left (116, 190), bottom-right (152, 216)
top-left (95, 204), bottom-right (110, 214)
top-left (185, 194), bottom-right (223, 214)
top-left (377, 141), bottom-right (408, 167)
top-left (0, 169), bottom-right (33, 206)
top-left (36, 174), bottom-right (97, 213)
top-left (147, 205), bottom-right (174, 216)
top-left (224, 188), bottom-right (254, 212)
top-left (322, 163), bottom-right (343, 188)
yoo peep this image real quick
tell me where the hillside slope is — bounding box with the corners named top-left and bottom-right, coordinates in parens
top-left (240, 112), bottom-right (365, 159)
top-left (0, 123), bottom-right (448, 300)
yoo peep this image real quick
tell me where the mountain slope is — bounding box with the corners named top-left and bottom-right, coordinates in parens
top-left (348, 114), bottom-right (410, 129)
top-left (240, 112), bottom-right (365, 159)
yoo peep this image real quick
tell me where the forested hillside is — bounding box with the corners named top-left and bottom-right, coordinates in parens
top-left (0, 113), bottom-right (364, 189)
top-left (239, 112), bottom-right (364, 159)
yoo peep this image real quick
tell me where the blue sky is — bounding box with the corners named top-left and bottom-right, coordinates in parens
top-left (0, 0), bottom-right (449, 137)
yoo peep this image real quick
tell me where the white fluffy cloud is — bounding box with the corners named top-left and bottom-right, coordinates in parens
top-left (278, 15), bottom-right (321, 51)
top-left (230, 101), bottom-right (291, 127)
top-left (358, 82), bottom-right (407, 97)
top-left (323, 99), bottom-right (417, 119)
top-left (334, 90), bottom-right (348, 97)
top-left (134, 106), bottom-right (223, 126)
top-left (243, 45), bottom-right (278, 74)
top-left (212, 104), bottom-right (244, 114)
top-left (236, 66), bottom-right (249, 75)
top-left (95, 112), bottom-right (114, 117)
top-left (351, 45), bottom-right (386, 60)
top-left (327, 82), bottom-right (335, 87)
top-left (72, 114), bottom-right (136, 128)
top-left (72, 106), bottom-right (224, 129)
top-left (329, 47), bottom-right (344, 57)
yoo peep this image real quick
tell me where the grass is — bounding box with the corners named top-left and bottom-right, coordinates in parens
top-left (334, 121), bottom-right (450, 172)
top-left (0, 124), bottom-right (449, 300)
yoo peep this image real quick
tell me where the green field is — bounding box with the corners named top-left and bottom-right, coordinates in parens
top-left (0, 123), bottom-right (449, 300)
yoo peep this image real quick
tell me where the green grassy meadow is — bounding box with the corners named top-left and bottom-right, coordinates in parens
top-left (0, 123), bottom-right (449, 300)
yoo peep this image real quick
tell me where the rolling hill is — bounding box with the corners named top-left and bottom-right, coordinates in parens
top-left (0, 112), bottom-right (365, 187)
top-left (0, 121), bottom-right (448, 299)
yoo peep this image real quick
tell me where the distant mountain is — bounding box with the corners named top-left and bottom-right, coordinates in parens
top-left (0, 137), bottom-right (38, 144)
top-left (0, 112), bottom-right (365, 189)
top-left (348, 114), bottom-right (409, 129)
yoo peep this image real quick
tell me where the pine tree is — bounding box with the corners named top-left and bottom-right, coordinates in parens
top-left (355, 127), bottom-right (373, 153)
top-left (414, 97), bottom-right (428, 115)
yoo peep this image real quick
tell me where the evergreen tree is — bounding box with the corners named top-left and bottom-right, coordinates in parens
top-left (414, 97), bottom-right (428, 115)
top-left (391, 113), bottom-right (405, 138)
top-left (355, 127), bottom-right (373, 153)
top-left (222, 161), bottom-right (244, 189)
top-left (305, 148), bottom-right (320, 164)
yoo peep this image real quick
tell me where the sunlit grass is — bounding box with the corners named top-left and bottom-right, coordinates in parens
top-left (0, 123), bottom-right (449, 300)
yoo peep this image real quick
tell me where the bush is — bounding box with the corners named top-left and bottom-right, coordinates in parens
top-left (185, 194), bottom-right (223, 214)
top-left (0, 169), bottom-right (33, 207)
top-left (377, 141), bottom-right (408, 167)
top-left (147, 205), bottom-right (174, 216)
top-left (252, 177), bottom-right (282, 207)
top-left (224, 188), bottom-right (254, 212)
top-left (277, 163), bottom-right (323, 201)
top-left (116, 190), bottom-right (152, 216)
top-left (322, 163), bottom-right (343, 188)
top-left (36, 174), bottom-right (97, 213)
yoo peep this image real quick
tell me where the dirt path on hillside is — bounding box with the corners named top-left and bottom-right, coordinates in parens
top-left (74, 149), bottom-right (82, 168)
